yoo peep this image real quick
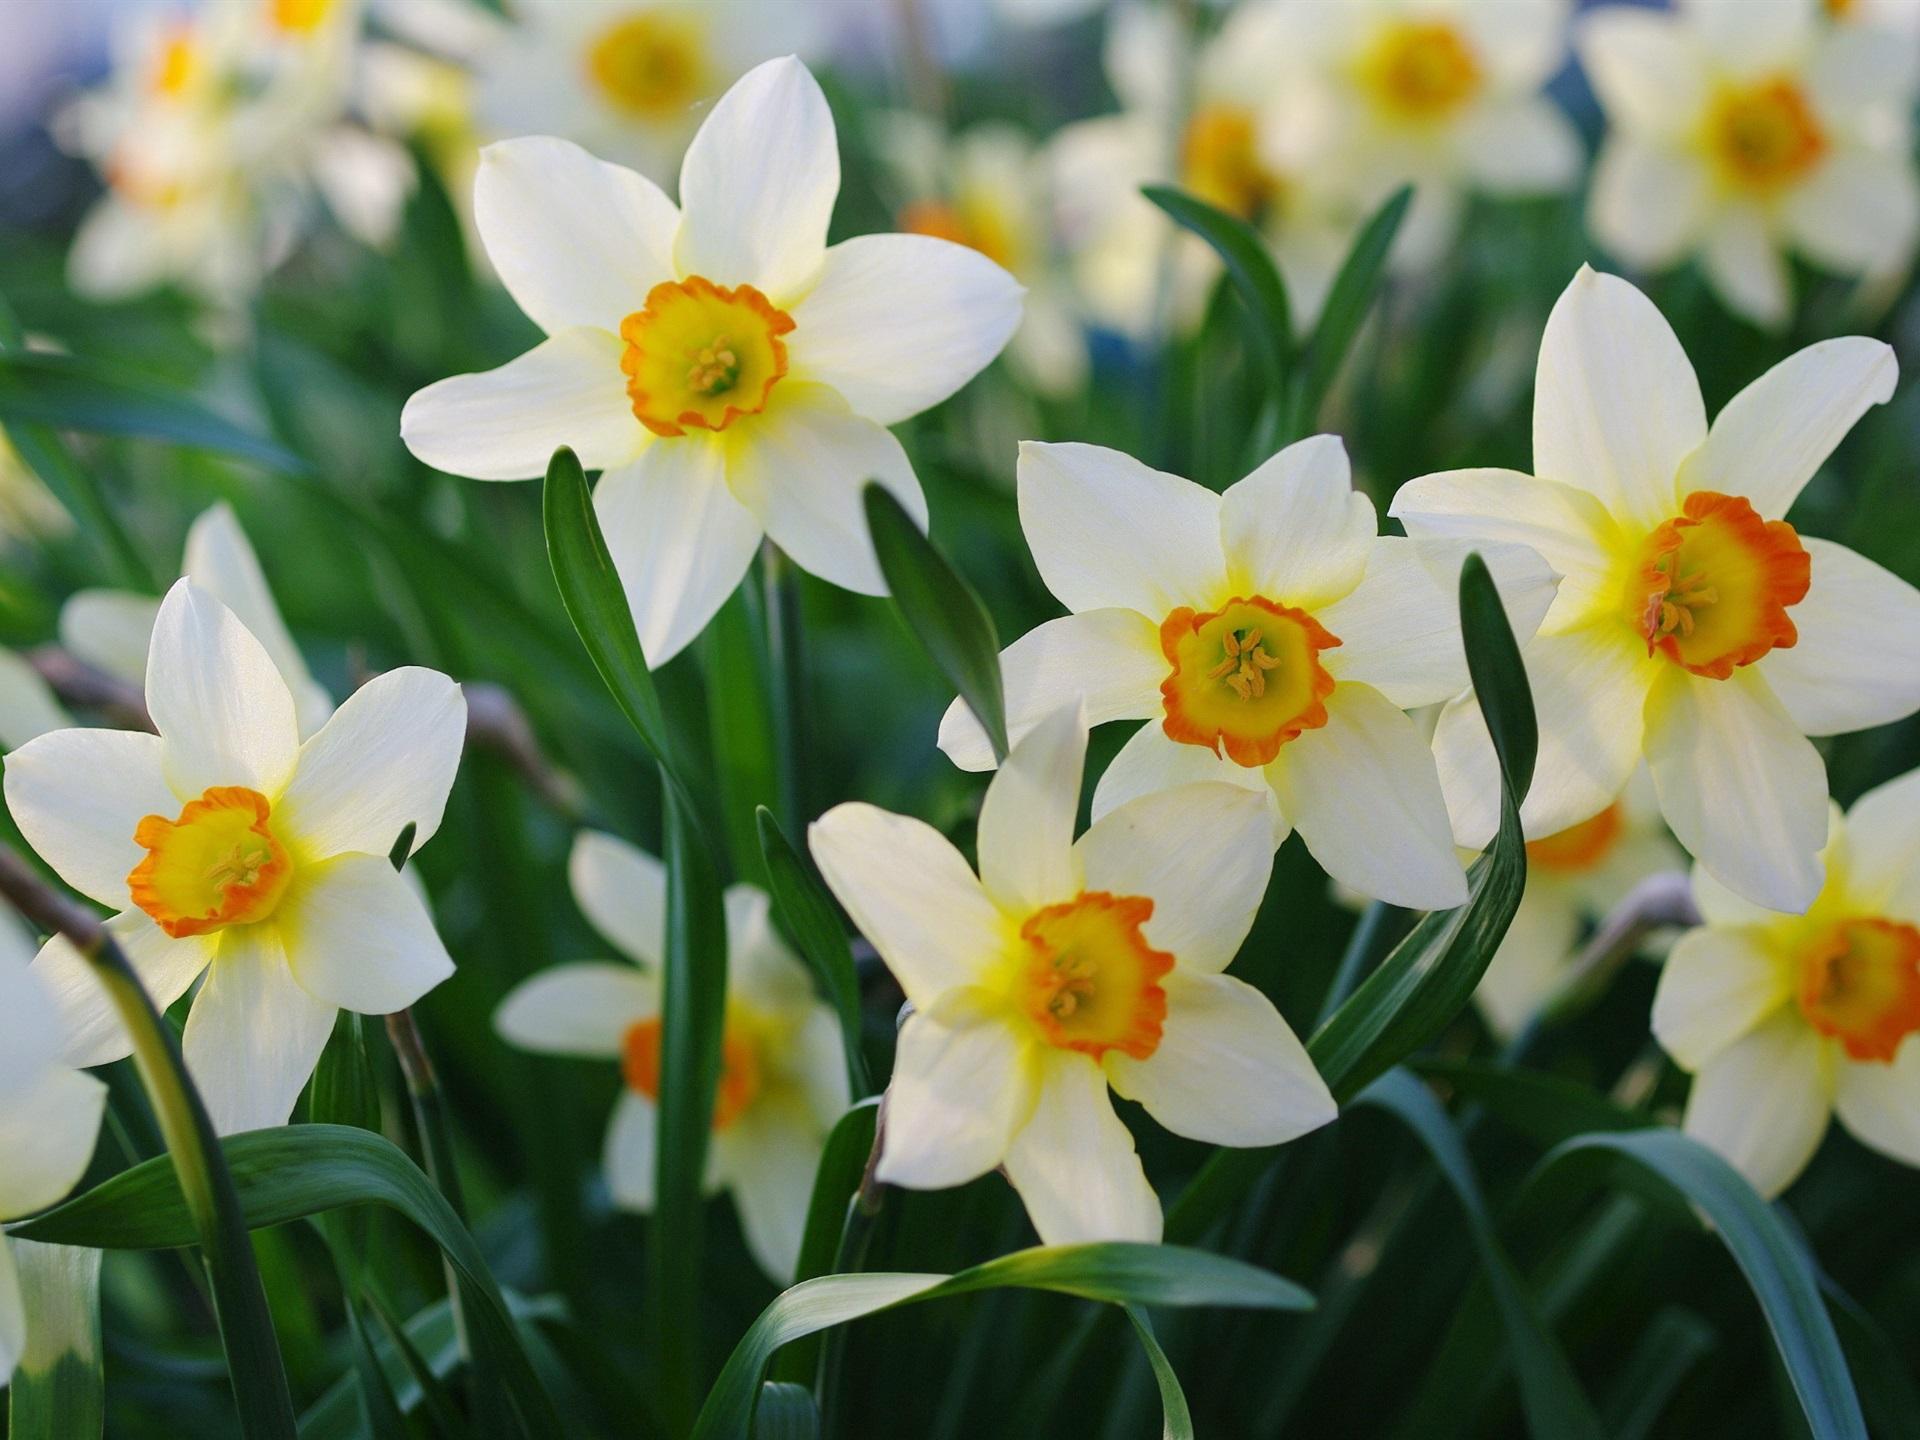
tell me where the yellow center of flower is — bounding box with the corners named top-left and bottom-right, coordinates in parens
top-left (621, 1015), bottom-right (761, 1130)
top-left (1361, 20), bottom-right (1483, 124)
top-left (1159, 596), bottom-right (1340, 767)
top-left (898, 198), bottom-right (1023, 275)
top-left (151, 26), bottom-right (201, 98)
top-left (1019, 891), bottom-right (1173, 1060)
top-left (586, 10), bottom-right (708, 119)
top-left (1525, 800), bottom-right (1626, 873)
top-left (1626, 491), bottom-right (1809, 679)
top-left (128, 786), bottom-right (294, 939)
top-left (618, 277), bottom-right (794, 438)
top-left (1180, 105), bottom-right (1284, 222)
top-left (1704, 79), bottom-right (1828, 193)
top-left (1797, 917), bottom-right (1920, 1063)
top-left (271, 0), bottom-right (337, 34)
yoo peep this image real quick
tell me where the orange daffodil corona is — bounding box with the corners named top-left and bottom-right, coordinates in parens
top-left (1653, 771), bottom-right (1920, 1198)
top-left (2, 582), bottom-right (468, 1134)
top-left (494, 831), bottom-right (847, 1281)
top-left (812, 705), bottom-right (1336, 1244)
top-left (939, 436), bottom-right (1557, 911)
top-left (401, 56), bottom-right (1024, 667)
top-left (1393, 267), bottom-right (1920, 914)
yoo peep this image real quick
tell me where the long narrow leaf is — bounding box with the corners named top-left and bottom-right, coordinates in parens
top-left (1141, 185), bottom-right (1292, 394)
top-left (757, 808), bottom-right (869, 1097)
top-left (1123, 1307), bottom-right (1195, 1440)
top-left (863, 484), bottom-right (1009, 763)
top-left (768, 1100), bottom-right (880, 1387)
top-left (1288, 185), bottom-right (1412, 438)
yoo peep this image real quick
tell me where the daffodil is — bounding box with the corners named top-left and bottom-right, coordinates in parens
top-left (470, 0), bottom-right (822, 182)
top-left (5, 581), bottom-right (467, 1134)
top-left (60, 502), bottom-right (334, 739)
top-left (1580, 0), bottom-right (1920, 327)
top-left (813, 704), bottom-right (1335, 1244)
top-left (940, 436), bottom-right (1557, 910)
top-left (1652, 768), bottom-right (1920, 1197)
top-left (1393, 266), bottom-right (1919, 913)
top-left (495, 830), bottom-right (847, 1280)
top-left (0, 959), bottom-right (108, 1385)
top-left (401, 56), bottom-right (1024, 667)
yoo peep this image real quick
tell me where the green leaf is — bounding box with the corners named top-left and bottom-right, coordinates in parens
top-left (1598, 1307), bottom-right (1717, 1440)
top-left (768, 1099), bottom-right (880, 1387)
top-left (310, 1013), bottom-right (381, 1135)
top-left (1141, 185), bottom-right (1292, 397)
top-left (862, 484), bottom-right (1009, 764)
top-left (5, 1240), bottom-right (104, 1440)
top-left (750, 1383), bottom-right (819, 1440)
top-left (1526, 1129), bottom-right (1866, 1440)
top-left (706, 589), bottom-right (784, 885)
top-left (1287, 184), bottom-right (1412, 439)
top-left (17, 1125), bottom-right (565, 1440)
top-left (1357, 1071), bottom-right (1602, 1440)
top-left (343, 1296), bottom-right (411, 1440)
top-left (656, 784), bottom-right (730, 1439)
top-left (1123, 1307), bottom-right (1195, 1440)
top-left (0, 350), bottom-right (307, 473)
top-left (693, 1243), bottom-right (1312, 1440)
top-left (756, 808), bottom-right (869, 1098)
top-left (363, 1288), bottom-right (466, 1440)
top-left (1412, 1059), bottom-right (1650, 1150)
top-left (1168, 552), bottom-right (1535, 1244)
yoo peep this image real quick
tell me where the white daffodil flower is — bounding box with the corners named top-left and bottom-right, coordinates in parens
top-left (1652, 768), bottom-right (1920, 1198)
top-left (939, 436), bottom-right (1558, 910)
top-left (4, 581), bottom-right (467, 1135)
top-left (1393, 266), bottom-right (1919, 914)
top-left (1579, 0), bottom-right (1920, 328)
top-left (813, 704), bottom-right (1336, 1245)
top-left (401, 56), bottom-right (1024, 668)
top-left (0, 959), bottom-right (108, 1386)
top-left (470, 0), bottom-right (822, 183)
top-left (1477, 767), bottom-right (1684, 1038)
top-left (61, 502), bottom-right (334, 740)
top-left (495, 830), bottom-right (848, 1281)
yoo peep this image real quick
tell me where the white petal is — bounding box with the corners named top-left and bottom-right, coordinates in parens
top-left (1107, 969), bottom-right (1334, 1147)
top-left (1576, 9), bottom-right (1711, 135)
top-left (1474, 884), bottom-right (1584, 1039)
top-left (1701, 210), bottom-right (1792, 330)
top-left (594, 441), bottom-right (763, 668)
top-left (721, 1099), bottom-right (825, 1281)
top-left (0, 1065), bottom-right (106, 1219)
top-left (1586, 140), bottom-right (1712, 268)
top-left (1458, 96), bottom-right (1583, 193)
top-left (31, 913), bottom-right (213, 1070)
top-left (790, 234), bottom-right (1023, 427)
top-left (938, 610), bottom-right (1163, 772)
top-left (809, 803), bottom-right (1005, 1008)
top-left (1533, 267), bottom-right (1705, 531)
top-left (1645, 667), bottom-right (1829, 914)
top-left (56, 590), bottom-right (158, 690)
top-left (723, 385), bottom-right (923, 596)
top-left (604, 1091), bottom-right (656, 1211)
top-left (1269, 683), bottom-right (1467, 910)
top-left (147, 581), bottom-right (300, 800)
top-left (569, 830), bottom-right (666, 967)
top-left (1833, 1040), bottom-right (1920, 1169)
top-left (1433, 621), bottom-right (1656, 848)
top-left (1806, 22), bottom-right (1920, 118)
top-left (1680, 340), bottom-right (1897, 521)
top-left (674, 57), bottom-right (837, 304)
top-left (3, 727), bottom-right (174, 908)
top-left (1075, 784), bottom-right (1273, 974)
top-left (1017, 442), bottom-right (1223, 618)
top-left (1838, 769), bottom-right (1920, 915)
top-left (977, 702), bottom-right (1086, 915)
top-left (1689, 858), bottom-right (1789, 929)
top-left (279, 854), bottom-right (454, 1014)
top-left (400, 328), bottom-right (642, 481)
top-left (1089, 722), bottom-right (1271, 823)
top-left (1682, 0), bottom-right (1816, 77)
top-left (1652, 929), bottom-right (1793, 1071)
top-left (474, 136), bottom-right (678, 335)
top-left (1391, 468), bottom-right (1622, 629)
top-left (276, 667), bottom-right (466, 860)
top-left (1317, 537), bottom-right (1560, 709)
top-left (1760, 538), bottom-right (1920, 737)
top-left (495, 963), bottom-right (657, 1059)
top-left (183, 505), bottom-right (332, 737)
top-left (1219, 435), bottom-right (1375, 608)
top-left (1782, 151), bottom-right (1920, 277)
top-left (0, 955), bottom-right (56, 1094)
top-left (1003, 1050), bottom-right (1160, 1244)
top-left (182, 925), bottom-right (337, 1135)
top-left (1682, 1008), bottom-right (1833, 1199)
top-left (876, 989), bottom-right (1036, 1189)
